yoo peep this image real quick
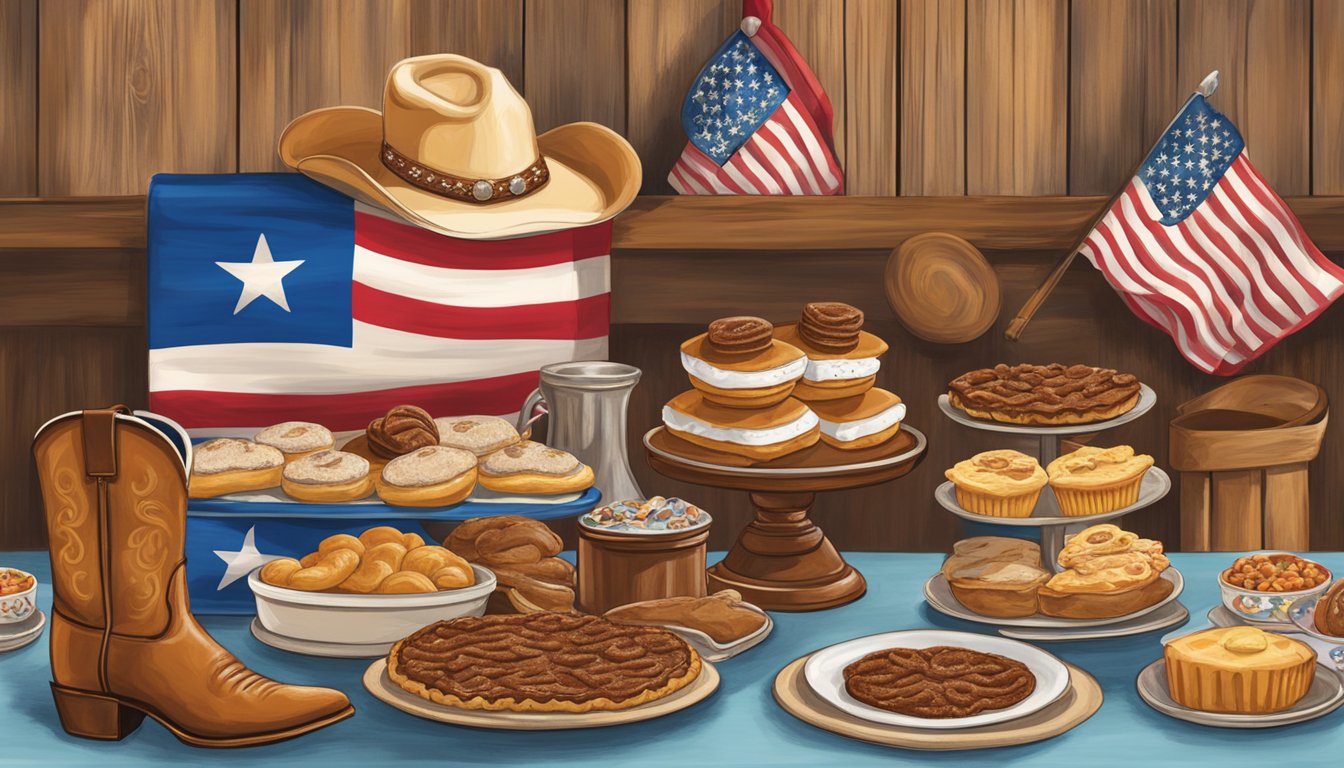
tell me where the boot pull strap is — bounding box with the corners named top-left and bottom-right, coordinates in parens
top-left (82, 405), bottom-right (131, 478)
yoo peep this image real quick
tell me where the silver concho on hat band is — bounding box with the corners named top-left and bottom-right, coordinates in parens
top-left (380, 142), bottom-right (550, 204)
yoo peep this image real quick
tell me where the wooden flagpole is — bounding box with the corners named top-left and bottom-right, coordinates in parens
top-left (1004, 70), bottom-right (1221, 341)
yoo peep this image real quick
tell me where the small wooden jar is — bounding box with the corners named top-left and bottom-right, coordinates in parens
top-left (578, 524), bottom-right (709, 614)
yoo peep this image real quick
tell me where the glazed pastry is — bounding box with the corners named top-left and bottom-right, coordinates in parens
top-left (188, 438), bottom-right (285, 498)
top-left (941, 537), bottom-right (1049, 618)
top-left (944, 450), bottom-right (1048, 518)
top-left (1316, 580), bottom-right (1344, 637)
top-left (434, 415), bottom-right (522, 456)
top-left (679, 316), bottom-right (807, 408)
top-left (1039, 552), bottom-right (1171, 619)
top-left (367, 405), bottom-right (440, 459)
top-left (948, 363), bottom-right (1141, 425)
top-left (376, 446), bottom-right (478, 507)
top-left (253, 421), bottom-right (334, 462)
top-left (807, 388), bottom-right (905, 450)
top-left (604, 590), bottom-right (767, 644)
top-left (843, 646), bottom-right (1036, 718)
top-left (1164, 627), bottom-right (1316, 714)
top-left (260, 526), bottom-right (472, 594)
top-left (477, 441), bottom-right (594, 494)
top-left (773, 302), bottom-right (889, 402)
top-left (281, 450), bottom-right (374, 503)
top-left (447, 516), bottom-right (574, 614)
top-left (1057, 524), bottom-right (1168, 570)
top-left (1047, 445), bottom-right (1154, 516)
top-left (662, 390), bottom-right (819, 462)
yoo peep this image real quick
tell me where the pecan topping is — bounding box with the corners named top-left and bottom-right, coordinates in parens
top-left (799, 301), bottom-right (864, 352)
top-left (707, 316), bottom-right (773, 354)
top-left (368, 405), bottom-right (440, 459)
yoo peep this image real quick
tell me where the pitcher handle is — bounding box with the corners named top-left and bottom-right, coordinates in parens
top-left (517, 388), bottom-right (548, 435)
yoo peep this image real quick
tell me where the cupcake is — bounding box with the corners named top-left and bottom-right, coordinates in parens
top-left (944, 450), bottom-right (1047, 518)
top-left (1164, 627), bottom-right (1315, 714)
top-left (281, 450), bottom-right (374, 503)
top-left (376, 446), bottom-right (478, 507)
top-left (773, 302), bottom-right (889, 401)
top-left (1046, 445), bottom-right (1153, 516)
top-left (254, 421), bottom-right (334, 461)
top-left (680, 316), bottom-right (807, 408)
top-left (808, 388), bottom-right (905, 450)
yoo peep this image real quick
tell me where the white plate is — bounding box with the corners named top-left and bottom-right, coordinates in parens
top-left (924, 568), bottom-right (1184, 628)
top-left (1136, 658), bottom-right (1344, 728)
top-left (999, 601), bottom-right (1188, 641)
top-left (0, 609), bottom-right (45, 653)
top-left (801, 629), bottom-right (1071, 730)
top-left (664, 610), bottom-right (773, 662)
top-left (937, 383), bottom-right (1156, 436)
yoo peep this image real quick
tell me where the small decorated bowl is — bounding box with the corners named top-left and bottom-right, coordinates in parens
top-left (0, 568), bottom-right (38, 624)
top-left (1218, 552), bottom-right (1332, 623)
top-left (580, 496), bottom-right (712, 535)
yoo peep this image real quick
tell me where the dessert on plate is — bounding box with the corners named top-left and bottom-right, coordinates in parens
top-left (367, 405), bottom-right (441, 459)
top-left (944, 449), bottom-right (1048, 518)
top-left (948, 363), bottom-right (1142, 425)
top-left (1164, 627), bottom-right (1316, 714)
top-left (842, 646), bottom-right (1036, 718)
top-left (434, 415), bottom-right (523, 456)
top-left (387, 612), bottom-right (702, 712)
top-left (1046, 445), bottom-right (1154, 516)
top-left (188, 438), bottom-right (285, 498)
top-left (941, 537), bottom-right (1050, 618)
top-left (253, 421), bottom-right (335, 461)
top-left (1056, 523), bottom-right (1167, 569)
top-left (1039, 524), bottom-right (1172, 619)
top-left (375, 445), bottom-right (478, 507)
top-left (604, 590), bottom-right (766, 644)
top-left (679, 316), bottom-right (807, 408)
top-left (662, 390), bottom-right (820, 461)
top-left (808, 388), bottom-right (906, 450)
top-left (773, 302), bottom-right (889, 402)
top-left (260, 526), bottom-right (473, 594)
top-left (476, 440), bottom-right (594, 494)
top-left (1316, 580), bottom-right (1344, 637)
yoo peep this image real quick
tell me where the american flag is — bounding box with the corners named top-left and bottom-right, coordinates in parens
top-left (147, 173), bottom-right (609, 438)
top-left (1078, 94), bottom-right (1344, 375)
top-left (668, 23), bottom-right (842, 196)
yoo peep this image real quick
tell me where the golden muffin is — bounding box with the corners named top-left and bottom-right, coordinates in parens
top-left (1046, 445), bottom-right (1153, 516)
top-left (944, 450), bottom-right (1047, 518)
top-left (1165, 627), bottom-right (1316, 714)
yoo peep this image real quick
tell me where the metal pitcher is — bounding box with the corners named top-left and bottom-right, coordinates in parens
top-left (518, 361), bottom-right (644, 502)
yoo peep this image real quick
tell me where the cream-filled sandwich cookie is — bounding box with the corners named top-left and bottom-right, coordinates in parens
top-left (662, 390), bottom-right (820, 461)
top-left (774, 302), bottom-right (889, 401)
top-left (376, 446), bottom-right (478, 507)
top-left (434, 415), bottom-right (522, 456)
top-left (478, 440), bottom-right (595, 494)
top-left (254, 421), bottom-right (334, 461)
top-left (680, 316), bottom-right (807, 408)
top-left (281, 450), bottom-right (374, 503)
top-left (808, 388), bottom-right (906, 450)
top-left (188, 438), bottom-right (285, 498)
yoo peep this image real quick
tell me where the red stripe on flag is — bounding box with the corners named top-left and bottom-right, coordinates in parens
top-left (355, 213), bottom-right (612, 269)
top-left (353, 283), bottom-right (610, 340)
top-left (1216, 172), bottom-right (1330, 308)
top-left (1186, 205), bottom-right (1299, 328)
top-left (744, 0), bottom-right (836, 147)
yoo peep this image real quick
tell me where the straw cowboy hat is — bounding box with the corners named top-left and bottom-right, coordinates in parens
top-left (278, 54), bottom-right (641, 240)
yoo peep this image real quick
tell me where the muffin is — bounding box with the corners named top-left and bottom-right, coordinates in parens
top-left (281, 450), bottom-right (374, 503)
top-left (680, 316), bottom-right (807, 408)
top-left (944, 450), bottom-right (1048, 518)
top-left (941, 537), bottom-right (1049, 618)
top-left (772, 302), bottom-right (889, 402)
top-left (662, 390), bottom-right (820, 462)
top-left (1165, 627), bottom-right (1316, 714)
top-left (478, 441), bottom-right (595, 494)
top-left (1046, 445), bottom-right (1153, 516)
top-left (376, 446), bottom-right (479, 507)
top-left (434, 415), bottom-right (521, 456)
top-left (808, 388), bottom-right (905, 450)
top-left (188, 439), bottom-right (285, 498)
top-left (254, 421), bottom-right (334, 461)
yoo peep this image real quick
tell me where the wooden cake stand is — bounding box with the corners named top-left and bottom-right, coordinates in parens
top-left (643, 425), bottom-right (927, 612)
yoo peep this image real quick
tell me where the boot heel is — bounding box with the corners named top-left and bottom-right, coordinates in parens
top-left (51, 684), bottom-right (146, 740)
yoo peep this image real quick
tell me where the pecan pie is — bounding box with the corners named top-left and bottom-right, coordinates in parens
top-left (387, 612), bottom-right (701, 712)
top-left (843, 646), bottom-right (1036, 718)
top-left (948, 363), bottom-right (1141, 425)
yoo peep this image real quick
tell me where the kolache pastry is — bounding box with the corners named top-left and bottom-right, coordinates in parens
top-left (1315, 580), bottom-right (1344, 637)
top-left (253, 421), bottom-right (334, 461)
top-left (774, 302), bottom-right (890, 402)
top-left (281, 450), bottom-right (374, 503)
top-left (375, 446), bottom-right (478, 507)
top-left (941, 537), bottom-right (1050, 618)
top-left (261, 526), bottom-right (474, 594)
top-left (1047, 445), bottom-right (1154, 516)
top-left (662, 390), bottom-right (819, 462)
top-left (1165, 627), bottom-right (1316, 714)
top-left (604, 590), bottom-right (767, 644)
top-left (679, 316), bottom-right (807, 408)
top-left (944, 450), bottom-right (1048, 518)
top-left (434, 415), bottom-right (522, 456)
top-left (387, 612), bottom-right (701, 712)
top-left (367, 405), bottom-right (440, 460)
top-left (448, 516), bottom-right (576, 613)
top-left (1039, 524), bottom-right (1172, 619)
top-left (477, 440), bottom-right (594, 494)
top-left (843, 646), bottom-right (1036, 718)
top-left (188, 438), bottom-right (285, 498)
top-left (809, 388), bottom-right (906, 450)
top-left (948, 363), bottom-right (1141, 425)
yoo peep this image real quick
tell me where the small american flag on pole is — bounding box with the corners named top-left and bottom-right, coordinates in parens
top-left (667, 0), bottom-right (842, 196)
top-left (1077, 79), bottom-right (1344, 375)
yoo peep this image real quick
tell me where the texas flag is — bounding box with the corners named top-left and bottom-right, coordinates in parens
top-left (147, 174), bottom-right (610, 438)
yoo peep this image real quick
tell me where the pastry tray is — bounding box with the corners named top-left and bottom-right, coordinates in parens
top-left (923, 568), bottom-right (1184, 629)
top-left (1136, 658), bottom-right (1344, 728)
top-left (190, 485), bottom-right (602, 522)
top-left (934, 467), bottom-right (1170, 529)
top-left (937, 383), bottom-right (1157, 437)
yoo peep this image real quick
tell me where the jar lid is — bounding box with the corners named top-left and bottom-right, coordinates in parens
top-left (580, 496), bottom-right (711, 534)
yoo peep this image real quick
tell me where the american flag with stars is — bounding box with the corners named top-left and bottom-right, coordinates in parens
top-left (1077, 94), bottom-right (1344, 375)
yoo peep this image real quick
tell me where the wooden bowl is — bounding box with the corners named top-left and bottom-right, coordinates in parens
top-left (885, 232), bottom-right (1000, 343)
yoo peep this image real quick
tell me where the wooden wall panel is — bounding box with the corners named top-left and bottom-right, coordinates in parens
top-left (772, 0), bottom-right (846, 172)
top-left (1314, 0), bottom-right (1344, 194)
top-left (1069, 0), bottom-right (1177, 195)
top-left (1177, 0), bottom-right (1310, 195)
top-left (0, 0), bottom-right (36, 196)
top-left (523, 0), bottom-right (626, 134)
top-left (845, 0), bottom-right (898, 195)
top-left (627, 0), bottom-right (739, 195)
top-left (239, 0), bottom-right (523, 172)
top-left (38, 0), bottom-right (236, 195)
top-left (900, 0), bottom-right (965, 195)
top-left (966, 0), bottom-right (1068, 195)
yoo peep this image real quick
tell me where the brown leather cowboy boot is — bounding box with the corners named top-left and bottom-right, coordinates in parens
top-left (33, 406), bottom-right (354, 747)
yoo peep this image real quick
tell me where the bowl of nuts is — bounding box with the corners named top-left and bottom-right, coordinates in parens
top-left (1219, 552), bottom-right (1332, 623)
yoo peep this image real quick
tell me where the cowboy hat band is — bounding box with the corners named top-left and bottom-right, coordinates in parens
top-left (379, 141), bottom-right (551, 204)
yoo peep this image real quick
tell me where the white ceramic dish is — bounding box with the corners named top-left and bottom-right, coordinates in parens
top-left (664, 609), bottom-right (773, 662)
top-left (249, 563), bottom-right (495, 645)
top-left (1216, 553), bottom-right (1332, 624)
top-left (0, 568), bottom-right (38, 624)
top-left (924, 568), bottom-right (1184, 628)
top-left (0, 609), bottom-right (45, 653)
top-left (802, 629), bottom-right (1070, 730)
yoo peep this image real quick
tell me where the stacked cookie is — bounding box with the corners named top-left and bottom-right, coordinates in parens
top-left (662, 303), bottom-right (905, 462)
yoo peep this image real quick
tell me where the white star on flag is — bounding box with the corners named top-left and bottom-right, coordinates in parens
top-left (215, 233), bottom-right (304, 315)
top-left (213, 525), bottom-right (283, 589)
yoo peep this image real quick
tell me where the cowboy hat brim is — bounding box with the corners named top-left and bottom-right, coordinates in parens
top-left (277, 106), bottom-right (642, 240)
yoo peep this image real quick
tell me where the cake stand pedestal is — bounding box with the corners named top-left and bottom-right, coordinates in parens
top-left (644, 425), bottom-right (926, 612)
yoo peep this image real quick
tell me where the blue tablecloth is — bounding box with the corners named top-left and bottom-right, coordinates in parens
top-left (2, 551), bottom-right (1342, 767)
